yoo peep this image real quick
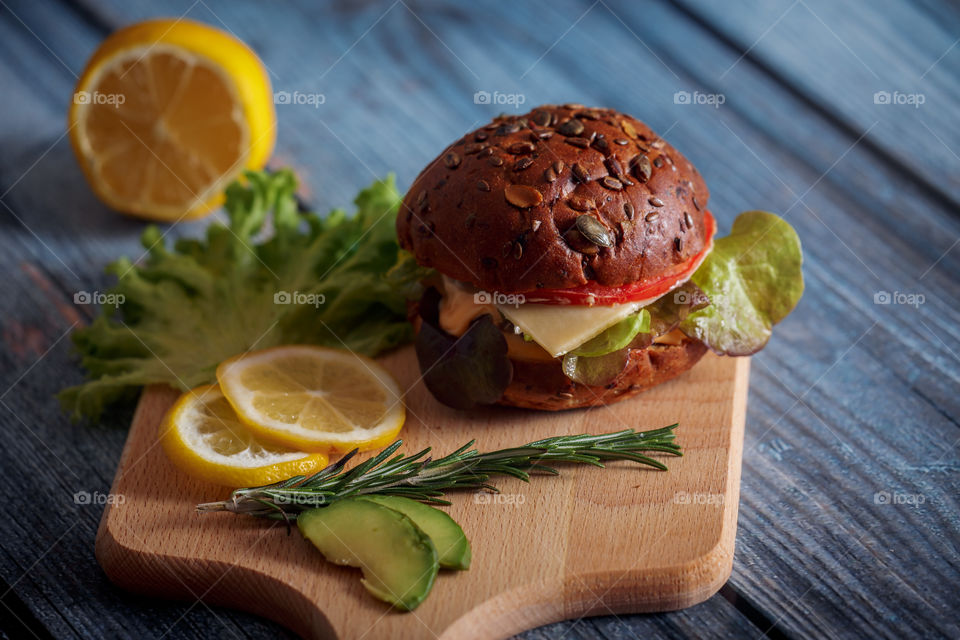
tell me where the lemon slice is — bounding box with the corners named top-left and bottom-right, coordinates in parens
top-left (160, 385), bottom-right (327, 487)
top-left (216, 346), bottom-right (406, 452)
top-left (69, 19), bottom-right (276, 221)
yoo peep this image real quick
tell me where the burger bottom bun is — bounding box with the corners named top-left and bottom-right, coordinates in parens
top-left (499, 338), bottom-right (708, 411)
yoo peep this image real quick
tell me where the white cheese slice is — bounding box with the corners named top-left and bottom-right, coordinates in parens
top-left (497, 300), bottom-right (643, 358)
top-left (496, 240), bottom-right (715, 358)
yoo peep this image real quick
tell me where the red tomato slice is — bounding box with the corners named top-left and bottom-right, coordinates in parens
top-left (524, 210), bottom-right (716, 306)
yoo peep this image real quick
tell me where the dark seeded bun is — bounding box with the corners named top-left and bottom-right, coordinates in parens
top-left (500, 338), bottom-right (708, 411)
top-left (397, 104), bottom-right (710, 293)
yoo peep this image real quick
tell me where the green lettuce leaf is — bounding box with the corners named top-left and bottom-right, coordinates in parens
top-left (565, 279), bottom-right (709, 361)
top-left (680, 210), bottom-right (803, 356)
top-left (570, 309), bottom-right (650, 357)
top-left (60, 169), bottom-right (433, 420)
top-left (560, 280), bottom-right (711, 383)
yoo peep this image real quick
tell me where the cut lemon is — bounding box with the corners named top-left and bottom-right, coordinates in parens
top-left (69, 19), bottom-right (276, 221)
top-left (216, 346), bottom-right (406, 453)
top-left (160, 385), bottom-right (327, 487)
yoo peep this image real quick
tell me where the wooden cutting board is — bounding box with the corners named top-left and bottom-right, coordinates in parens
top-left (96, 347), bottom-right (749, 639)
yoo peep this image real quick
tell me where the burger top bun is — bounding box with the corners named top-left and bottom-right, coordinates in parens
top-left (397, 104), bottom-right (711, 294)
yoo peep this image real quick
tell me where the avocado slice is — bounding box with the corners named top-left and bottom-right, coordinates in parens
top-left (297, 499), bottom-right (438, 611)
top-left (358, 495), bottom-right (472, 570)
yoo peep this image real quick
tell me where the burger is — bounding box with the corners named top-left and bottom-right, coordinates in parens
top-left (397, 105), bottom-right (803, 411)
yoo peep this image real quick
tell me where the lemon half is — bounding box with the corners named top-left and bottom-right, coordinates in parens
top-left (69, 19), bottom-right (276, 221)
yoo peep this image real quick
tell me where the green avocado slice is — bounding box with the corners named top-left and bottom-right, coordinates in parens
top-left (359, 495), bottom-right (472, 570)
top-left (297, 499), bottom-right (439, 611)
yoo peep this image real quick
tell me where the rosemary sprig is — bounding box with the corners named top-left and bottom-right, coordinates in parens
top-left (197, 425), bottom-right (681, 520)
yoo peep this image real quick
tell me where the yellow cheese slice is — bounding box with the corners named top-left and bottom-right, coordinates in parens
top-left (497, 300), bottom-right (642, 358)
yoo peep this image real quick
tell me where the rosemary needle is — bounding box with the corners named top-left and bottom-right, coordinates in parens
top-left (197, 426), bottom-right (682, 521)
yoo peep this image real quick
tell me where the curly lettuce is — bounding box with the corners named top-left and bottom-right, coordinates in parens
top-left (60, 169), bottom-right (432, 420)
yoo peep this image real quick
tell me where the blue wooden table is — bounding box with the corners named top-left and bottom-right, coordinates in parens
top-left (1, 1), bottom-right (958, 638)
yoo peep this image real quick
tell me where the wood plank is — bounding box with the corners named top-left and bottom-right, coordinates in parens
top-left (673, 0), bottom-right (960, 203)
top-left (0, 0), bottom-right (958, 638)
top-left (96, 348), bottom-right (749, 639)
top-left (0, 1), bottom-right (766, 636)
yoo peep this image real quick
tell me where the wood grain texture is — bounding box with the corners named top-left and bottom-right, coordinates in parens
top-left (672, 0), bottom-right (960, 206)
top-left (1, 0), bottom-right (959, 638)
top-left (96, 348), bottom-right (749, 640)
